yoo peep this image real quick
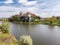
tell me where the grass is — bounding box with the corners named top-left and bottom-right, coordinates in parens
top-left (0, 32), bottom-right (19, 45)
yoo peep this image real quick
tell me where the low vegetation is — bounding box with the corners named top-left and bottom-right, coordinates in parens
top-left (0, 19), bottom-right (19, 45)
top-left (20, 35), bottom-right (33, 45)
top-left (0, 33), bottom-right (18, 45)
top-left (0, 19), bottom-right (10, 33)
top-left (42, 16), bottom-right (60, 26)
top-left (0, 19), bottom-right (33, 45)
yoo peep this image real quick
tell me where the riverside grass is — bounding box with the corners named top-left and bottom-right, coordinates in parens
top-left (0, 19), bottom-right (19, 45)
top-left (0, 32), bottom-right (19, 45)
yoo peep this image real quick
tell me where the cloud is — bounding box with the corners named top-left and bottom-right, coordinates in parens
top-left (38, 4), bottom-right (60, 17)
top-left (18, 0), bottom-right (37, 6)
top-left (0, 0), bottom-right (13, 4)
top-left (0, 5), bottom-right (38, 12)
top-left (0, 0), bottom-right (60, 18)
top-left (4, 0), bottom-right (13, 4)
top-left (0, 5), bottom-right (39, 17)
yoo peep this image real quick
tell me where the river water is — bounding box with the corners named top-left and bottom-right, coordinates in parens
top-left (9, 23), bottom-right (60, 45)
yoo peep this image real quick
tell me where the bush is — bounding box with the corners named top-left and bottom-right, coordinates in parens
top-left (2, 29), bottom-right (9, 33)
top-left (0, 19), bottom-right (10, 33)
top-left (19, 35), bottom-right (33, 45)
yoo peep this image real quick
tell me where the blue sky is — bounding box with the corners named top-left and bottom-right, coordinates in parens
top-left (0, 0), bottom-right (60, 18)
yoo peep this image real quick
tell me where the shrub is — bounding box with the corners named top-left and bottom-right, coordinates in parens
top-left (19, 35), bottom-right (33, 45)
top-left (0, 19), bottom-right (10, 33)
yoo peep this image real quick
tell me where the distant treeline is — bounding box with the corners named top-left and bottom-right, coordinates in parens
top-left (0, 12), bottom-right (60, 25)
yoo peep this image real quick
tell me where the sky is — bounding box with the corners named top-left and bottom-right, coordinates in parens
top-left (0, 0), bottom-right (60, 18)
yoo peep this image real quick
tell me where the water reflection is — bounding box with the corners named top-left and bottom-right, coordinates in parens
top-left (10, 23), bottom-right (60, 45)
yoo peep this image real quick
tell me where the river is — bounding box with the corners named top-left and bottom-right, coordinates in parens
top-left (9, 23), bottom-right (60, 45)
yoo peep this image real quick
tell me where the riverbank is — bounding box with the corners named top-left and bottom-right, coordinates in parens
top-left (10, 21), bottom-right (60, 26)
top-left (0, 32), bottom-right (19, 45)
top-left (0, 20), bottom-right (19, 45)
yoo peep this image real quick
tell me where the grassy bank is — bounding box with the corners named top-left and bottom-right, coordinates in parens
top-left (0, 19), bottom-right (33, 45)
top-left (0, 32), bottom-right (19, 45)
top-left (0, 19), bottom-right (19, 45)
